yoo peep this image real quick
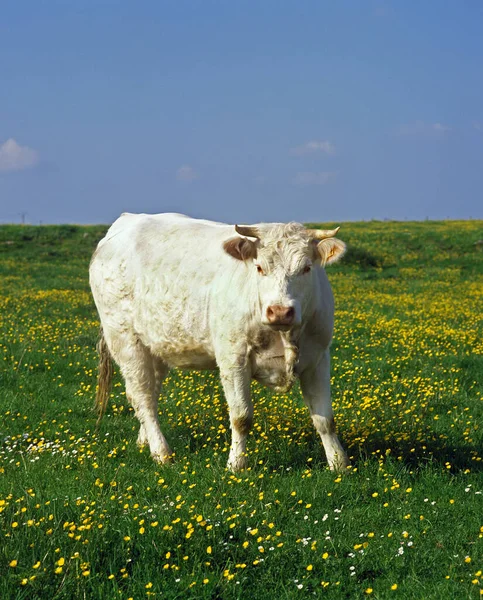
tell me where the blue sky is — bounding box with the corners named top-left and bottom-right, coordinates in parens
top-left (1, 1), bottom-right (482, 225)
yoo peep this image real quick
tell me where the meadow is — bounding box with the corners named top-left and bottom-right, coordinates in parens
top-left (0, 220), bottom-right (482, 599)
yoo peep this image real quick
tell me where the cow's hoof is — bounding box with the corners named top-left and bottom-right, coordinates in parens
top-left (152, 450), bottom-right (174, 464)
top-left (227, 456), bottom-right (247, 472)
top-left (329, 454), bottom-right (351, 473)
top-left (137, 427), bottom-right (148, 448)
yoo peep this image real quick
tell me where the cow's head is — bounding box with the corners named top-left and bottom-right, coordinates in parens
top-left (223, 222), bottom-right (346, 330)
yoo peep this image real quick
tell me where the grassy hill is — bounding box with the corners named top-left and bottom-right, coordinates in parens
top-left (0, 220), bottom-right (482, 599)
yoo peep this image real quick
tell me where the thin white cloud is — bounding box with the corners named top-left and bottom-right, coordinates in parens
top-left (291, 140), bottom-right (336, 156)
top-left (293, 171), bottom-right (338, 185)
top-left (473, 121), bottom-right (483, 132)
top-left (0, 138), bottom-right (39, 172)
top-left (396, 121), bottom-right (451, 136)
top-left (176, 165), bottom-right (198, 182)
top-left (432, 123), bottom-right (451, 132)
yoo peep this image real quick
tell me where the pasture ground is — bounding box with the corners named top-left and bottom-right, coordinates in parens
top-left (0, 220), bottom-right (482, 599)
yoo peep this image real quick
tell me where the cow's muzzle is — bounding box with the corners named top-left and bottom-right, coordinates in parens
top-left (266, 305), bottom-right (295, 330)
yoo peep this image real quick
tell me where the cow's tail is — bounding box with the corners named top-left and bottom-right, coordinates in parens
top-left (95, 328), bottom-right (113, 427)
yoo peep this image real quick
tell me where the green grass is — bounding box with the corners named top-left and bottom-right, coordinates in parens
top-left (0, 221), bottom-right (482, 599)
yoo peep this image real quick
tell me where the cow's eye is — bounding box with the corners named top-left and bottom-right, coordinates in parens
top-left (302, 265), bottom-right (312, 274)
top-left (256, 265), bottom-right (265, 275)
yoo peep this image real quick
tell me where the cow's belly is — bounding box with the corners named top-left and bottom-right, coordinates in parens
top-left (167, 353), bottom-right (218, 370)
top-left (150, 342), bottom-right (217, 370)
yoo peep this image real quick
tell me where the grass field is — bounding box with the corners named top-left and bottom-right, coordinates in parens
top-left (0, 220), bottom-right (482, 599)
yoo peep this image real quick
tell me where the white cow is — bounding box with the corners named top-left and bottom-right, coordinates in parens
top-left (89, 213), bottom-right (349, 471)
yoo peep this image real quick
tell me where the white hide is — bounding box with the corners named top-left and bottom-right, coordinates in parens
top-left (89, 213), bottom-right (350, 471)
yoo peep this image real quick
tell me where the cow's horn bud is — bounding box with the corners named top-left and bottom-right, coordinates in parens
top-left (235, 225), bottom-right (261, 239)
top-left (308, 226), bottom-right (340, 240)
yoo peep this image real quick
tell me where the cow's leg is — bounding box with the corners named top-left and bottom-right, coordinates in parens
top-left (300, 349), bottom-right (349, 471)
top-left (219, 364), bottom-right (253, 472)
top-left (137, 355), bottom-right (168, 449)
top-left (108, 333), bottom-right (172, 463)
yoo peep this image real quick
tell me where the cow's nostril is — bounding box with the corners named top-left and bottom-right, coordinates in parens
top-left (285, 307), bottom-right (295, 320)
top-left (266, 306), bottom-right (275, 320)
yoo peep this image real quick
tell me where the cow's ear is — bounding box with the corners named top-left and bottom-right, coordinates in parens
top-left (223, 237), bottom-right (257, 261)
top-left (313, 238), bottom-right (346, 266)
